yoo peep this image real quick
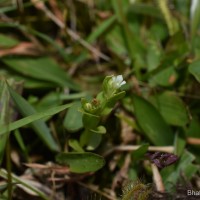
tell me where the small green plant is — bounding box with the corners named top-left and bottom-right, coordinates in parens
top-left (80, 75), bottom-right (126, 150)
top-left (56, 75), bottom-right (126, 173)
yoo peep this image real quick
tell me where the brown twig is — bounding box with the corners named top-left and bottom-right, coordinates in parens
top-left (103, 145), bottom-right (174, 157)
top-left (187, 137), bottom-right (200, 145)
top-left (151, 163), bottom-right (165, 192)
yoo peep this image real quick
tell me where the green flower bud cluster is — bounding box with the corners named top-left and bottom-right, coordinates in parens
top-left (81, 75), bottom-right (126, 116)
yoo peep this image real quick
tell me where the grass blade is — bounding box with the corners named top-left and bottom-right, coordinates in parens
top-left (1, 84), bottom-right (72, 151)
top-left (2, 57), bottom-right (80, 91)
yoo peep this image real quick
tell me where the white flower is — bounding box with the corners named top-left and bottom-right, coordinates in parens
top-left (111, 75), bottom-right (126, 89)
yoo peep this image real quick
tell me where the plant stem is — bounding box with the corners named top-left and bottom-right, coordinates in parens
top-left (187, 137), bottom-right (200, 145)
top-left (103, 145), bottom-right (174, 156)
top-left (151, 163), bottom-right (165, 192)
top-left (6, 139), bottom-right (12, 200)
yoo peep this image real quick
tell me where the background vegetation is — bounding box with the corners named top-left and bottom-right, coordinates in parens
top-left (0, 0), bottom-right (200, 199)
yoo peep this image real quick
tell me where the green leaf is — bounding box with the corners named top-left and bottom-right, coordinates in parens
top-left (151, 91), bottom-right (189, 126)
top-left (0, 34), bottom-right (19, 48)
top-left (56, 152), bottom-right (105, 173)
top-left (68, 139), bottom-right (84, 152)
top-left (63, 101), bottom-right (83, 132)
top-left (90, 126), bottom-right (106, 134)
top-left (189, 60), bottom-right (200, 82)
top-left (8, 85), bottom-right (58, 151)
top-left (1, 85), bottom-right (72, 151)
top-left (161, 150), bottom-right (198, 190)
top-left (150, 67), bottom-right (178, 87)
top-left (82, 112), bottom-right (100, 129)
top-left (107, 91), bottom-right (126, 106)
top-left (132, 94), bottom-right (174, 145)
top-left (0, 103), bottom-right (71, 137)
top-left (0, 81), bottom-right (10, 164)
top-left (100, 91), bottom-right (126, 116)
top-left (80, 130), bottom-right (102, 150)
top-left (2, 57), bottom-right (80, 90)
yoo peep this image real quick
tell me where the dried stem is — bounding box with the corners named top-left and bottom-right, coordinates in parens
top-left (103, 145), bottom-right (174, 157)
top-left (151, 163), bottom-right (165, 192)
top-left (187, 137), bottom-right (200, 145)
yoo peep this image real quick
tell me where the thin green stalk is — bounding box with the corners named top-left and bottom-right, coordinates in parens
top-left (6, 139), bottom-right (12, 200)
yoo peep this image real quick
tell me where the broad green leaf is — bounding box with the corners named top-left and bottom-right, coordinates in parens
top-left (150, 67), bottom-right (178, 87)
top-left (189, 60), bottom-right (200, 82)
top-left (63, 101), bottom-right (83, 132)
top-left (2, 57), bottom-right (80, 90)
top-left (151, 91), bottom-right (189, 126)
top-left (56, 152), bottom-right (105, 173)
top-left (82, 112), bottom-right (100, 129)
top-left (132, 94), bottom-right (174, 145)
top-left (0, 34), bottom-right (19, 48)
top-left (80, 130), bottom-right (102, 151)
